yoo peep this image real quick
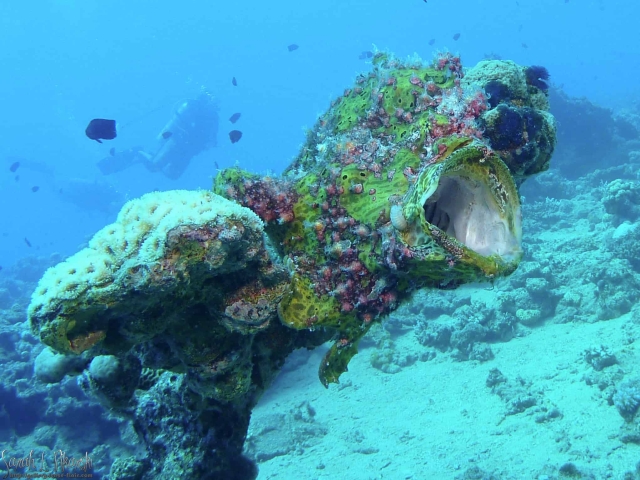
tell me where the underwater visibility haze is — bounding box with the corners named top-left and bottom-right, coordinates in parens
top-left (1, 0), bottom-right (640, 478)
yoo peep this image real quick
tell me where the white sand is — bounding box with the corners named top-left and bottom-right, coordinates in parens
top-left (250, 312), bottom-right (639, 479)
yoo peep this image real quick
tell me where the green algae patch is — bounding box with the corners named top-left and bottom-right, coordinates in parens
top-left (277, 275), bottom-right (341, 330)
top-left (337, 149), bottom-right (421, 226)
top-left (213, 167), bottom-right (260, 197)
top-left (336, 165), bottom-right (378, 223)
top-left (384, 113), bottom-right (431, 143)
top-left (426, 67), bottom-right (456, 89)
top-left (381, 69), bottom-right (425, 114)
top-left (332, 80), bottom-right (376, 134)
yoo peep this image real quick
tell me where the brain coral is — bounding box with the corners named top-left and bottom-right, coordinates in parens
top-left (28, 190), bottom-right (264, 355)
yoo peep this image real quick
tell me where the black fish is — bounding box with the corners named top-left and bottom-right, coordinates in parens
top-left (162, 131), bottom-right (173, 139)
top-left (229, 112), bottom-right (241, 124)
top-left (287, 44), bottom-right (299, 52)
top-left (229, 130), bottom-right (243, 143)
top-left (521, 43), bottom-right (528, 49)
top-left (31, 186), bottom-right (40, 192)
top-left (109, 147), bottom-right (116, 156)
top-left (358, 51), bottom-right (373, 60)
top-left (428, 39), bottom-right (435, 46)
top-left (14, 175), bottom-right (19, 182)
top-left (9, 161), bottom-right (20, 172)
top-left (85, 119), bottom-right (117, 144)
top-left (214, 161), bottom-right (219, 169)
top-left (453, 33), bottom-right (461, 41)
top-left (232, 77), bottom-right (238, 86)
top-left (24, 237), bottom-right (32, 247)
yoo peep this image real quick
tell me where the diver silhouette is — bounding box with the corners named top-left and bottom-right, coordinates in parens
top-left (97, 92), bottom-right (219, 180)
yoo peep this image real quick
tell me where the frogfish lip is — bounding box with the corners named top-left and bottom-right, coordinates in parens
top-left (399, 140), bottom-right (523, 265)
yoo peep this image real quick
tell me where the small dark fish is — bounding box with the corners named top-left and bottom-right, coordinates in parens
top-left (232, 77), bottom-right (237, 86)
top-left (214, 161), bottom-right (220, 169)
top-left (24, 237), bottom-right (32, 247)
top-left (9, 161), bottom-right (20, 172)
top-left (109, 147), bottom-right (116, 156)
top-left (162, 131), bottom-right (173, 139)
top-left (85, 119), bottom-right (117, 144)
top-left (229, 112), bottom-right (242, 124)
top-left (521, 43), bottom-right (528, 49)
top-left (428, 39), bottom-right (435, 46)
top-left (287, 44), bottom-right (299, 52)
top-left (453, 33), bottom-right (461, 41)
top-left (358, 51), bottom-right (373, 60)
top-left (518, 24), bottom-right (523, 32)
top-left (14, 175), bottom-right (19, 182)
top-left (0, 266), bottom-right (2, 273)
top-left (31, 186), bottom-right (40, 192)
top-left (565, 0), bottom-right (569, 3)
top-left (229, 130), bottom-right (243, 144)
top-left (59, 188), bottom-right (63, 194)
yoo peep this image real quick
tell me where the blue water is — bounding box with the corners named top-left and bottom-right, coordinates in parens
top-left (0, 0), bottom-right (636, 267)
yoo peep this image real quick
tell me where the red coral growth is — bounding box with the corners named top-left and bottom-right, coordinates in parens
top-left (350, 183), bottom-right (364, 194)
top-left (464, 91), bottom-right (488, 119)
top-left (409, 76), bottom-right (424, 88)
top-left (239, 177), bottom-right (298, 224)
top-left (429, 116), bottom-right (481, 140)
top-left (69, 330), bottom-right (106, 354)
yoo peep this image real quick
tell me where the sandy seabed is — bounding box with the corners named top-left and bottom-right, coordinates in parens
top-left (249, 310), bottom-right (640, 480)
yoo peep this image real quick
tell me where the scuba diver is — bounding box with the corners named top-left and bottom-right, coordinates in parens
top-left (97, 92), bottom-right (219, 180)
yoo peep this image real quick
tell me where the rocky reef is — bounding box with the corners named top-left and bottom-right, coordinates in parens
top-left (27, 52), bottom-right (555, 479)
